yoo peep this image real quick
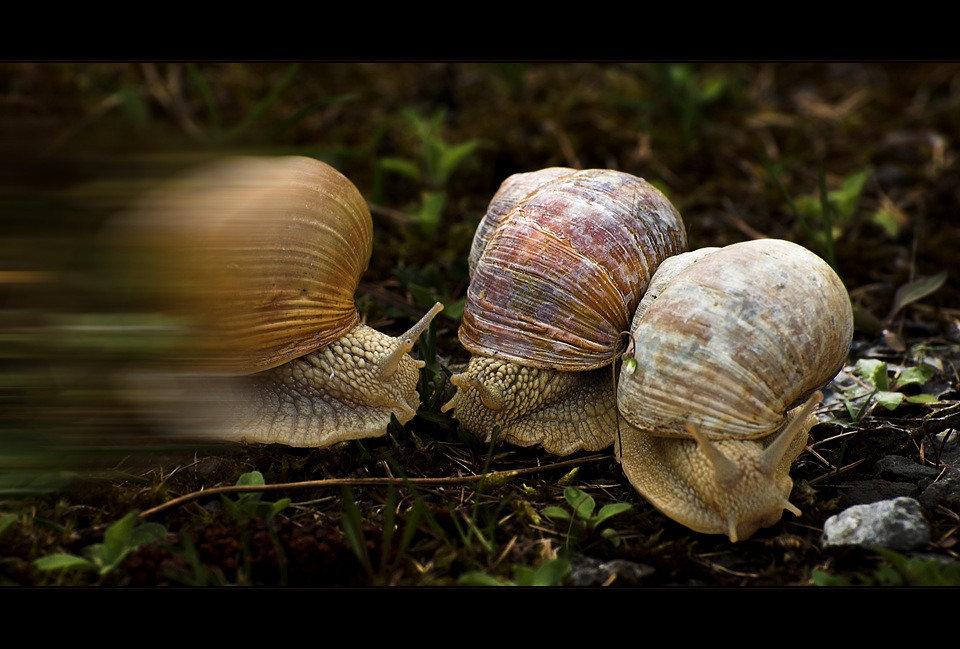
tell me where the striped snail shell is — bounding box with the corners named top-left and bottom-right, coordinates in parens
top-left (116, 156), bottom-right (442, 447)
top-left (443, 168), bottom-right (687, 455)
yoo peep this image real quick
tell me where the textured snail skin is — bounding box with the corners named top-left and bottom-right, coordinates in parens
top-left (445, 358), bottom-right (619, 455)
top-left (616, 397), bottom-right (816, 542)
top-left (443, 168), bottom-right (687, 455)
top-left (222, 314), bottom-right (438, 446)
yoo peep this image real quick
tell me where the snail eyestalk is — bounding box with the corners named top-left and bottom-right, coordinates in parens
top-left (686, 422), bottom-right (739, 486)
top-left (443, 373), bottom-right (504, 412)
top-left (760, 390), bottom-right (822, 477)
top-left (379, 302), bottom-right (444, 380)
top-left (678, 393), bottom-right (823, 542)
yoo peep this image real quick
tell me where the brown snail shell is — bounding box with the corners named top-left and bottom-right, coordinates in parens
top-left (123, 155), bottom-right (372, 374)
top-left (615, 238), bottom-right (853, 541)
top-left (114, 156), bottom-right (442, 447)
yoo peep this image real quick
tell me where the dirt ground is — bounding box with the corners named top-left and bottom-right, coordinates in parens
top-left (1, 62), bottom-right (958, 586)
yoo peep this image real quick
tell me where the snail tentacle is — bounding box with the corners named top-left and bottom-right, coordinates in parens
top-left (379, 302), bottom-right (443, 380)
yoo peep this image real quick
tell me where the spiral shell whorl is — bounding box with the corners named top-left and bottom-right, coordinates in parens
top-left (617, 239), bottom-right (853, 441)
top-left (467, 167), bottom-right (575, 277)
top-left (128, 156), bottom-right (373, 375)
top-left (460, 169), bottom-right (687, 372)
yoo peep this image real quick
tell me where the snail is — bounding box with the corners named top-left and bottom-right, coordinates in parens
top-left (441, 168), bottom-right (688, 455)
top-left (114, 155), bottom-right (443, 448)
top-left (615, 239), bottom-right (853, 542)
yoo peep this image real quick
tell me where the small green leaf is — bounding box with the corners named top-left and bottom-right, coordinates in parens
top-left (33, 511), bottom-right (166, 577)
top-left (893, 365), bottom-right (935, 388)
top-left (530, 558), bottom-right (571, 586)
top-left (439, 140), bottom-right (482, 184)
top-left (34, 554), bottom-right (97, 572)
top-left (221, 495), bottom-right (244, 521)
top-left (513, 565), bottom-right (536, 587)
top-left (411, 190), bottom-right (446, 235)
top-left (378, 157), bottom-right (421, 181)
top-left (811, 569), bottom-right (851, 586)
top-left (593, 502), bottom-right (633, 526)
top-left (856, 359), bottom-right (889, 391)
top-left (457, 571), bottom-right (508, 586)
top-left (905, 394), bottom-right (939, 404)
top-left (236, 471), bottom-right (265, 487)
top-left (842, 396), bottom-right (860, 421)
top-left (563, 487), bottom-right (596, 521)
top-left (95, 511), bottom-right (167, 575)
top-left (601, 527), bottom-right (623, 547)
top-left (270, 499), bottom-right (292, 517)
top-left (101, 511), bottom-right (139, 565)
top-left (542, 506), bottom-right (572, 522)
top-left (128, 521), bottom-right (168, 547)
top-left (889, 271), bottom-right (948, 320)
top-left (699, 75), bottom-right (728, 103)
top-left (831, 168), bottom-right (871, 220)
top-left (442, 297), bottom-right (465, 321)
top-left (876, 391), bottom-right (904, 410)
top-left (870, 209), bottom-right (905, 237)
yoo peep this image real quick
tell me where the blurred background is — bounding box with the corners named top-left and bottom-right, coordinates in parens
top-left (2, 61), bottom-right (958, 487)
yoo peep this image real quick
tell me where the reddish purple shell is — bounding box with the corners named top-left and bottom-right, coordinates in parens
top-left (461, 168), bottom-right (687, 371)
top-left (467, 167), bottom-right (575, 277)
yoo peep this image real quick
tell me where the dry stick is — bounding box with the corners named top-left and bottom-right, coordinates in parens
top-left (139, 453), bottom-right (610, 519)
top-left (807, 458), bottom-right (867, 485)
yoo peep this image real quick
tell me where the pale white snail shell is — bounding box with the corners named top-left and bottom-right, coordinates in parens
top-left (616, 239), bottom-right (853, 541)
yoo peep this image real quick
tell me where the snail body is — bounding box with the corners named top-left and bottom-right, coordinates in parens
top-left (615, 239), bottom-right (853, 541)
top-left (118, 156), bottom-right (442, 447)
top-left (442, 168), bottom-right (687, 455)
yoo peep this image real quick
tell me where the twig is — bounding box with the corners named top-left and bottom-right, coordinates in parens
top-left (139, 453), bottom-right (609, 519)
top-left (807, 458), bottom-right (867, 485)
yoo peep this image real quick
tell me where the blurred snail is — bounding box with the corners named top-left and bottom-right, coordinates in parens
top-left (114, 156), bottom-right (443, 448)
top-left (441, 168), bottom-right (687, 455)
top-left (615, 239), bottom-right (853, 542)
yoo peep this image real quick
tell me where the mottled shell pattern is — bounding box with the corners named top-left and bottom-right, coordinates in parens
top-left (617, 238), bottom-right (853, 441)
top-left (466, 167), bottom-right (575, 278)
top-left (121, 156), bottom-right (373, 375)
top-left (460, 168), bottom-right (688, 372)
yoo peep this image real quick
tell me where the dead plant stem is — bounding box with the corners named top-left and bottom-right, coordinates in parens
top-left (139, 453), bottom-right (609, 519)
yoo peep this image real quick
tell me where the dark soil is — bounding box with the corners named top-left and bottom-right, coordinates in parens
top-left (2, 62), bottom-right (958, 587)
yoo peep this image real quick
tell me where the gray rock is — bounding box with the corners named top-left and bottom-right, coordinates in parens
top-left (933, 430), bottom-right (960, 466)
top-left (838, 478), bottom-right (918, 508)
top-left (873, 455), bottom-right (940, 482)
top-left (567, 553), bottom-right (654, 586)
top-left (822, 497), bottom-right (930, 551)
top-left (919, 467), bottom-right (960, 510)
